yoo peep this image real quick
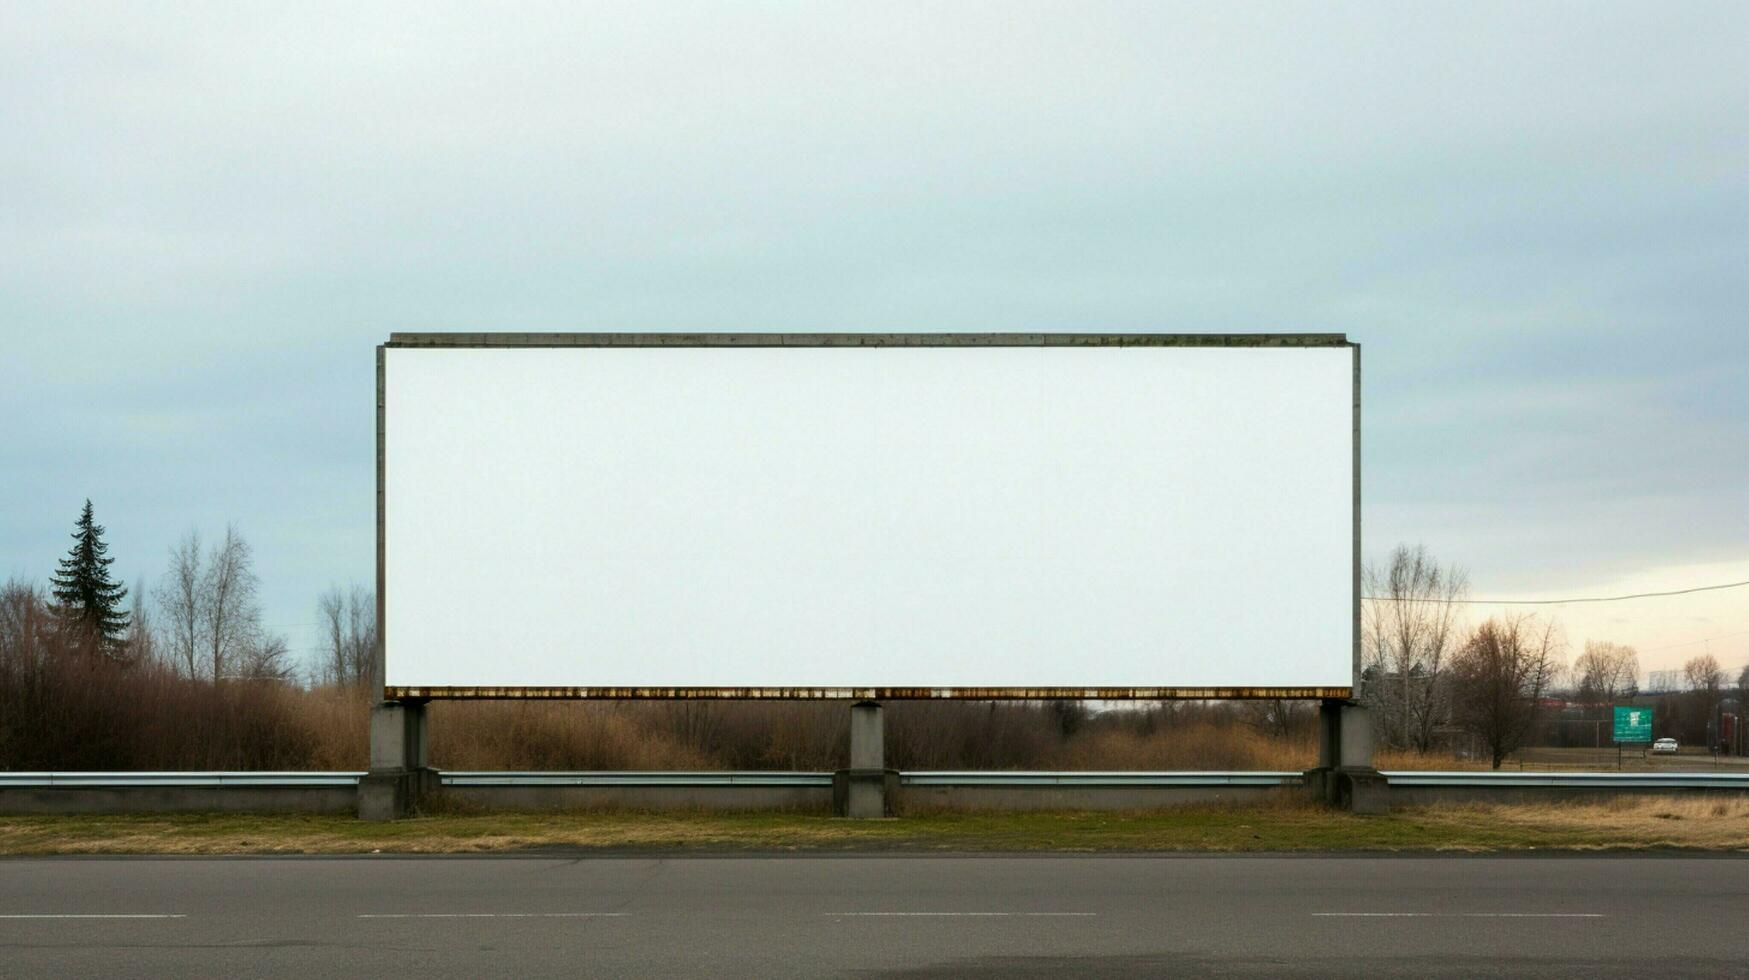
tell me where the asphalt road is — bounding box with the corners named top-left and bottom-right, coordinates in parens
top-left (2, 854), bottom-right (1746, 978)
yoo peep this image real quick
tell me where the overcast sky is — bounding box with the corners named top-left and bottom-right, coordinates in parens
top-left (3, 2), bottom-right (1744, 676)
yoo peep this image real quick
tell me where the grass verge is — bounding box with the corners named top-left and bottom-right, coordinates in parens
top-left (3, 796), bottom-right (1748, 855)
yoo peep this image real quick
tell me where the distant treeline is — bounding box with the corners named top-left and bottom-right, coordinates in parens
top-left (8, 501), bottom-right (1743, 771)
top-left (3, 581), bottom-right (1323, 771)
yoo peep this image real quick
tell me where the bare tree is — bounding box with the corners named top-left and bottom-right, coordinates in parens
top-left (126, 578), bottom-right (156, 667)
top-left (0, 578), bottom-right (54, 675)
top-left (316, 584), bottom-right (375, 688)
top-left (1684, 653), bottom-right (1724, 747)
top-left (1362, 543), bottom-right (1468, 751)
top-left (1048, 699), bottom-right (1088, 738)
top-left (0, 579), bottom-right (47, 656)
top-left (1574, 640), bottom-right (1639, 705)
top-left (153, 529), bottom-right (203, 677)
top-left (1683, 654), bottom-right (1723, 700)
top-left (200, 525), bottom-right (261, 685)
top-left (0, 578), bottom-right (53, 766)
top-left (674, 700), bottom-right (722, 754)
top-left (1244, 698), bottom-right (1311, 740)
top-left (317, 587), bottom-right (345, 685)
top-left (1448, 614), bottom-right (1564, 769)
top-left (237, 633), bottom-right (295, 682)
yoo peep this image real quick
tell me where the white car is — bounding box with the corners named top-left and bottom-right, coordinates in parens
top-left (1651, 737), bottom-right (1679, 755)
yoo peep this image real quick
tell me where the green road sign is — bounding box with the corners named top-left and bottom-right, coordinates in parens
top-left (1613, 706), bottom-right (1652, 743)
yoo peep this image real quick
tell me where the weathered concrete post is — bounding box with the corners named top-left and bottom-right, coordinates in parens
top-left (357, 699), bottom-right (437, 820)
top-left (1306, 699), bottom-right (1387, 814)
top-left (834, 700), bottom-right (897, 817)
top-left (1307, 697), bottom-right (1342, 805)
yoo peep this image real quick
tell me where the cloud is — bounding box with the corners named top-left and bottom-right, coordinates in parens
top-left (2, 1), bottom-right (1744, 668)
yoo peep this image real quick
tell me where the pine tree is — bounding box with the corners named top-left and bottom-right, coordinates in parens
top-left (50, 499), bottom-right (131, 654)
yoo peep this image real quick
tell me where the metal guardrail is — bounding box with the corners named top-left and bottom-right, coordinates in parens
top-left (439, 771), bottom-right (833, 787)
top-left (0, 772), bottom-right (365, 788)
top-left (1381, 770), bottom-right (1749, 789)
top-left (5, 770), bottom-right (1749, 789)
top-left (901, 771), bottom-right (1302, 787)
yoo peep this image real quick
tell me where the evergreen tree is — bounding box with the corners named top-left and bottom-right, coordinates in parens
top-left (50, 499), bottom-right (130, 653)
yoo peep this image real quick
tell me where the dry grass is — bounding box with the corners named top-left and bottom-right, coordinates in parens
top-left (429, 702), bottom-right (715, 770)
top-left (1041, 724), bottom-right (1316, 771)
top-left (58, 687), bottom-right (1360, 773)
top-left (298, 685), bottom-right (371, 769)
top-left (1408, 796), bottom-right (1749, 851)
top-left (16, 671), bottom-right (1717, 775)
top-left (1374, 747), bottom-right (1488, 771)
top-left (5, 796), bottom-right (1748, 855)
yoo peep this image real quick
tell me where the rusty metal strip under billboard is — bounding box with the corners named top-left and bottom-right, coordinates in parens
top-left (387, 686), bottom-right (1353, 701)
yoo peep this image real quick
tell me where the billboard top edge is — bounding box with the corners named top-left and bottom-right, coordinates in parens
top-left (383, 332), bottom-right (1352, 349)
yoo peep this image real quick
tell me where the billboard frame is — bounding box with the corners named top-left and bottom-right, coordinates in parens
top-left (377, 333), bottom-right (1359, 701)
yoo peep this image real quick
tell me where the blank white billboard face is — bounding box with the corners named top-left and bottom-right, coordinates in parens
top-left (383, 342), bottom-right (1355, 694)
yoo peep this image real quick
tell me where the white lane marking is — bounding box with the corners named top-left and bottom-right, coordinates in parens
top-left (357, 913), bottom-right (630, 919)
top-left (0, 914), bottom-right (186, 920)
top-left (829, 912), bottom-right (1097, 917)
top-left (1313, 913), bottom-right (1605, 918)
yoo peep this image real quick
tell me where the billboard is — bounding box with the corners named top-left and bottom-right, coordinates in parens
top-left (1613, 706), bottom-right (1652, 743)
top-left (379, 334), bottom-right (1358, 698)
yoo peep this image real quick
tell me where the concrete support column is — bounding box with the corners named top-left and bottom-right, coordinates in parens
top-left (369, 700), bottom-right (427, 771)
top-left (1317, 699), bottom-right (1342, 768)
top-left (850, 700), bottom-right (884, 771)
top-left (358, 700), bottom-right (437, 820)
top-left (1306, 699), bottom-right (1388, 814)
top-left (834, 700), bottom-right (898, 818)
top-left (1337, 701), bottom-right (1375, 769)
top-left (1307, 698), bottom-right (1340, 806)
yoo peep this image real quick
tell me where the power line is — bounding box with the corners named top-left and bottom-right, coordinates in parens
top-left (1365, 579), bottom-right (1749, 606)
top-left (1643, 629), bottom-right (1749, 654)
